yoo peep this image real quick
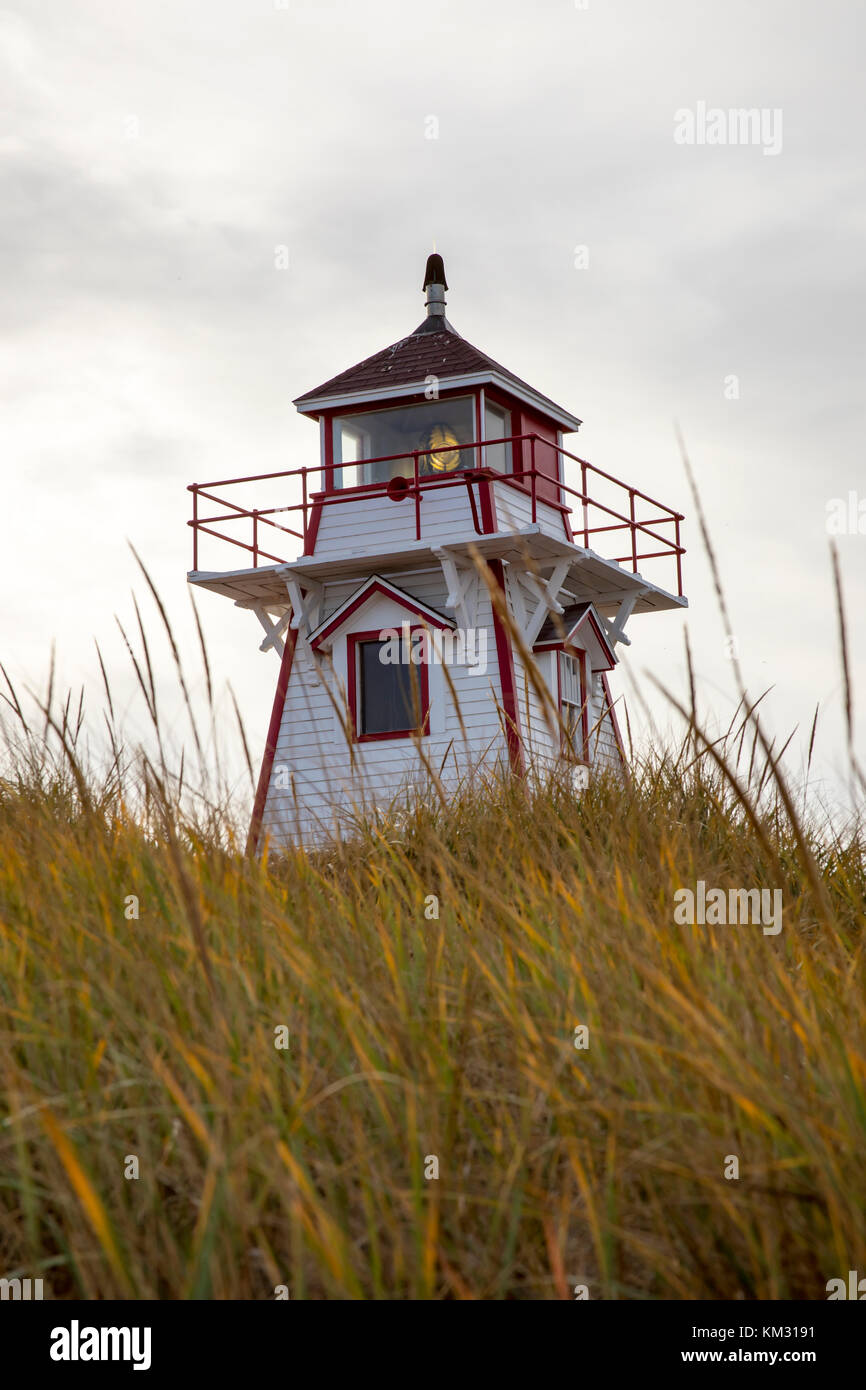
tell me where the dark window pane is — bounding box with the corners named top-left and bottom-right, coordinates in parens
top-left (359, 641), bottom-right (419, 734)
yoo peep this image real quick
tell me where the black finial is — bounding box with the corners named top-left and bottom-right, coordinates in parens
top-left (422, 253), bottom-right (448, 291)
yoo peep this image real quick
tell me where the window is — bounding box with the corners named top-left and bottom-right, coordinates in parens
top-left (484, 401), bottom-right (511, 473)
top-left (348, 630), bottom-right (430, 740)
top-left (332, 397), bottom-right (475, 489)
top-left (332, 423), bottom-right (363, 491)
top-left (559, 649), bottom-right (588, 761)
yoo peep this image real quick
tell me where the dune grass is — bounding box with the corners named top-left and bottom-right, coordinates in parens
top-left (1, 497), bottom-right (864, 1299)
top-left (0, 681), bottom-right (863, 1298)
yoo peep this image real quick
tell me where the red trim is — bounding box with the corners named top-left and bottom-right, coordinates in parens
top-left (583, 612), bottom-right (616, 670)
top-left (558, 431), bottom-right (574, 542)
top-left (308, 475), bottom-right (421, 501)
top-left (347, 628), bottom-right (431, 741)
top-left (323, 414), bottom-right (336, 493)
top-left (310, 577), bottom-right (454, 650)
top-left (578, 649), bottom-right (589, 759)
top-left (304, 421), bottom-right (335, 552)
top-left (488, 559), bottom-right (523, 773)
top-left (601, 672), bottom-right (627, 766)
top-left (246, 626), bottom-right (298, 856)
top-left (478, 472), bottom-right (497, 533)
top-left (511, 408), bottom-right (524, 475)
top-left (304, 496), bottom-right (323, 555)
top-left (554, 646), bottom-right (589, 762)
top-left (190, 434), bottom-right (686, 597)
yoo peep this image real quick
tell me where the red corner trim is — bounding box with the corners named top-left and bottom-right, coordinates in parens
top-left (488, 559), bottom-right (523, 773)
top-left (478, 474), bottom-right (497, 533)
top-left (304, 495), bottom-right (324, 556)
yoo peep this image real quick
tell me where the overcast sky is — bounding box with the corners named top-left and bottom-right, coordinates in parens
top-left (1, 0), bottom-right (864, 812)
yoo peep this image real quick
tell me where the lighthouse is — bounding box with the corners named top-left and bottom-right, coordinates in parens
top-left (188, 255), bottom-right (687, 850)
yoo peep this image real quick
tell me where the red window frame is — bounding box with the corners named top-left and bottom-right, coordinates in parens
top-left (555, 645), bottom-right (589, 763)
top-left (346, 627), bottom-right (431, 743)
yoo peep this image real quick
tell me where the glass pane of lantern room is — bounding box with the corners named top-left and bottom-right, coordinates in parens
top-left (333, 397), bottom-right (475, 488)
top-left (333, 426), bottom-right (363, 490)
top-left (484, 403), bottom-right (510, 473)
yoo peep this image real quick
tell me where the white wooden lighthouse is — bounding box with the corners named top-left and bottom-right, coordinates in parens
top-left (188, 255), bottom-right (687, 850)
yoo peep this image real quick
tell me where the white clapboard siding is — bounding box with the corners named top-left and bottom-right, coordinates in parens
top-left (513, 648), bottom-right (558, 766)
top-left (312, 479), bottom-right (570, 565)
top-left (589, 675), bottom-right (624, 772)
top-left (261, 578), bottom-right (510, 847)
top-left (491, 480), bottom-right (570, 541)
top-left (512, 636), bottom-right (624, 778)
top-left (312, 487), bottom-right (479, 561)
top-left (260, 545), bottom-right (628, 846)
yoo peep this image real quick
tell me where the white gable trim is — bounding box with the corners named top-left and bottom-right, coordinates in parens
top-left (534, 601), bottom-right (617, 672)
top-left (308, 574), bottom-right (455, 651)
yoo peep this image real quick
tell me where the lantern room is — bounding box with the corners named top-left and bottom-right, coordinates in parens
top-left (287, 252), bottom-right (585, 550)
top-left (188, 252), bottom-right (685, 604)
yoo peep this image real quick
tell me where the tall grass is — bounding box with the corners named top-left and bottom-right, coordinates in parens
top-left (0, 550), bottom-right (863, 1299)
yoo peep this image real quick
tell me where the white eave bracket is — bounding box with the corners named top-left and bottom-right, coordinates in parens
top-left (232, 598), bottom-right (293, 658)
top-left (509, 558), bottom-right (573, 648)
top-left (285, 576), bottom-right (324, 640)
top-left (598, 589), bottom-right (647, 649)
top-left (433, 547), bottom-right (480, 631)
top-left (233, 575), bottom-right (324, 658)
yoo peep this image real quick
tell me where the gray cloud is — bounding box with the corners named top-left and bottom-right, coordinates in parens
top-left (1, 0), bottom-right (863, 804)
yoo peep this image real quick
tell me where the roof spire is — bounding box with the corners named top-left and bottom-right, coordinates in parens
top-left (422, 252), bottom-right (448, 318)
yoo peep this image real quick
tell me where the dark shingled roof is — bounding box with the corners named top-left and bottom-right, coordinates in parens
top-left (534, 602), bottom-right (593, 646)
top-left (534, 603), bottom-right (617, 669)
top-left (293, 317), bottom-right (579, 426)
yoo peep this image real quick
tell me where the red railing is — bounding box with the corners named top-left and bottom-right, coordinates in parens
top-left (188, 434), bottom-right (685, 596)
